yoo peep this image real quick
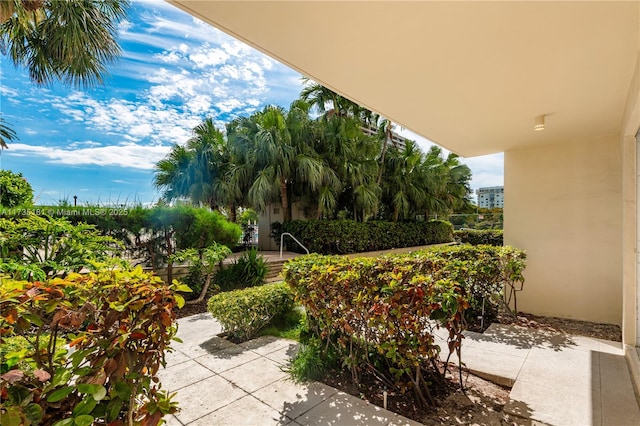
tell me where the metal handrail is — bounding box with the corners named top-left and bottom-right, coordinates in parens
top-left (280, 232), bottom-right (309, 258)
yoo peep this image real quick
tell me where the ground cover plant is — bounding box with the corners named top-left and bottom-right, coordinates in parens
top-left (283, 244), bottom-right (526, 408)
top-left (0, 265), bottom-right (188, 425)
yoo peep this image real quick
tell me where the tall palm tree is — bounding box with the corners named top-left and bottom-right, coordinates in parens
top-left (300, 78), bottom-right (367, 120)
top-left (154, 144), bottom-right (193, 204)
top-left (416, 146), bottom-right (473, 220)
top-left (382, 141), bottom-right (426, 221)
top-left (309, 112), bottom-right (380, 221)
top-left (154, 117), bottom-right (242, 221)
top-left (0, 0), bottom-right (128, 88)
top-left (232, 101), bottom-right (337, 222)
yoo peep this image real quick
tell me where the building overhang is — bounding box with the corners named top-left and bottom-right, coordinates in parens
top-left (168, 1), bottom-right (639, 157)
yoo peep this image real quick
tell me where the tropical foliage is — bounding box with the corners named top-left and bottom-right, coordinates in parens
top-left (283, 245), bottom-right (526, 403)
top-left (154, 84), bottom-right (473, 223)
top-left (0, 116), bottom-right (19, 149)
top-left (0, 214), bottom-right (120, 281)
top-left (0, 266), bottom-right (185, 425)
top-left (0, 0), bottom-right (128, 88)
top-left (0, 170), bottom-right (33, 207)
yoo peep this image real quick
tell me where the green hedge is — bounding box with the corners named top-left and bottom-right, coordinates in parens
top-left (272, 219), bottom-right (453, 254)
top-left (207, 282), bottom-right (294, 341)
top-left (454, 229), bottom-right (503, 246)
top-left (283, 244), bottom-right (525, 399)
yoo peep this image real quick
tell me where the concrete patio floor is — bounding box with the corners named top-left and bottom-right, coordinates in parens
top-left (160, 313), bottom-right (640, 426)
top-left (159, 313), bottom-right (420, 426)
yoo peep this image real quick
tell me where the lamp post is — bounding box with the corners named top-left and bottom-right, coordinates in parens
top-left (73, 195), bottom-right (77, 207)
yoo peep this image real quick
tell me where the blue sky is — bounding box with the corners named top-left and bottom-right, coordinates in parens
top-left (0, 0), bottom-right (503, 206)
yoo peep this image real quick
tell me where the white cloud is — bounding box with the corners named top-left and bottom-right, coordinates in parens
top-left (8, 143), bottom-right (171, 170)
top-left (189, 46), bottom-right (230, 68)
top-left (463, 153), bottom-right (504, 190)
top-left (0, 85), bottom-right (19, 97)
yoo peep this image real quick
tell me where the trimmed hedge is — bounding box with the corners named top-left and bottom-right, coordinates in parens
top-left (454, 229), bottom-right (503, 246)
top-left (272, 219), bottom-right (453, 254)
top-left (283, 244), bottom-right (526, 402)
top-left (207, 282), bottom-right (294, 341)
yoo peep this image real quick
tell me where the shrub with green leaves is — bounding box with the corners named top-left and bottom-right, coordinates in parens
top-left (0, 170), bottom-right (33, 207)
top-left (454, 229), bottom-right (503, 246)
top-left (207, 282), bottom-right (294, 341)
top-left (0, 266), bottom-right (189, 425)
top-left (272, 219), bottom-right (453, 254)
top-left (283, 245), bottom-right (525, 406)
top-left (170, 243), bottom-right (231, 304)
top-left (0, 214), bottom-right (121, 280)
top-left (421, 244), bottom-right (526, 317)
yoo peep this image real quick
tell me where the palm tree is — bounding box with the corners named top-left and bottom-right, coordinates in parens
top-left (0, 0), bottom-right (128, 88)
top-left (154, 144), bottom-right (193, 204)
top-left (416, 146), bottom-right (473, 220)
top-left (382, 141), bottom-right (426, 221)
top-left (0, 116), bottom-right (19, 149)
top-left (309, 112), bottom-right (380, 221)
top-left (231, 100), bottom-right (337, 222)
top-left (154, 118), bottom-right (243, 221)
top-left (300, 78), bottom-right (367, 120)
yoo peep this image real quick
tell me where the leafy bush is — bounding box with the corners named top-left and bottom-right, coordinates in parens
top-left (283, 245), bottom-right (526, 405)
top-left (171, 243), bottom-right (231, 304)
top-left (0, 266), bottom-right (188, 425)
top-left (272, 219), bottom-right (453, 254)
top-left (0, 170), bottom-right (33, 207)
top-left (0, 335), bottom-right (65, 376)
top-left (0, 214), bottom-right (121, 280)
top-left (214, 248), bottom-right (267, 291)
top-left (454, 229), bottom-right (503, 246)
top-left (421, 244), bottom-right (526, 321)
top-left (207, 282), bottom-right (294, 341)
top-left (1, 206), bottom-right (242, 274)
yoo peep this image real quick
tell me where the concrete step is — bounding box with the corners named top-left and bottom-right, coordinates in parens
top-left (263, 259), bottom-right (288, 283)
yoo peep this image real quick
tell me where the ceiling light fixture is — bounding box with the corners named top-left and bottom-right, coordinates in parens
top-left (534, 115), bottom-right (545, 131)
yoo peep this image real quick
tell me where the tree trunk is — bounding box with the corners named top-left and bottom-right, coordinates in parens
top-left (228, 203), bottom-right (237, 223)
top-left (186, 273), bottom-right (213, 305)
top-left (280, 178), bottom-right (291, 222)
top-left (165, 229), bottom-right (175, 284)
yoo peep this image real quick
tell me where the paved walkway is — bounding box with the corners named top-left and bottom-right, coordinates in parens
top-left (160, 313), bottom-right (640, 426)
top-left (160, 313), bottom-right (420, 426)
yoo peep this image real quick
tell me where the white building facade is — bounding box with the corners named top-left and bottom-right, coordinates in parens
top-left (477, 186), bottom-right (504, 209)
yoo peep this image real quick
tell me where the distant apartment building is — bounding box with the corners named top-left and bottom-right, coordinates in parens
top-left (477, 186), bottom-right (504, 209)
top-left (361, 125), bottom-right (407, 150)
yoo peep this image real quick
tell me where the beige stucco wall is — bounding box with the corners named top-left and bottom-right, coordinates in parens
top-left (504, 135), bottom-right (623, 325)
top-left (621, 49), bottom-right (640, 345)
top-left (258, 202), bottom-right (307, 250)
